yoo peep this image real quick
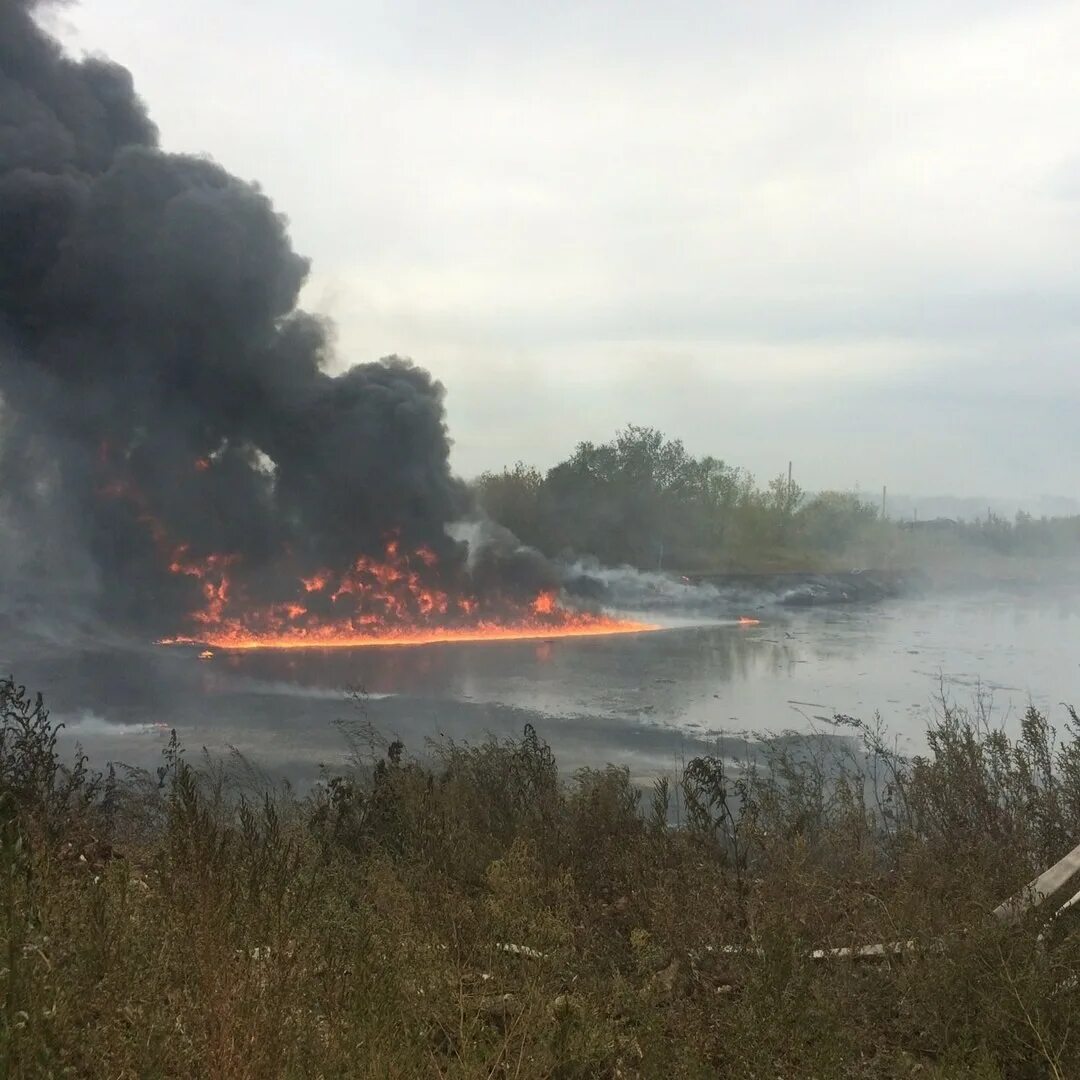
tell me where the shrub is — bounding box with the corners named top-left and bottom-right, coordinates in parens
top-left (4, 678), bottom-right (1080, 1076)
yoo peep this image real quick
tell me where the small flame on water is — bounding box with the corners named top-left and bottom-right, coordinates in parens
top-left (531, 590), bottom-right (557, 616)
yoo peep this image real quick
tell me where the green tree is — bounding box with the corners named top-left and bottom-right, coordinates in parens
top-left (474, 463), bottom-right (551, 550)
top-left (794, 491), bottom-right (879, 553)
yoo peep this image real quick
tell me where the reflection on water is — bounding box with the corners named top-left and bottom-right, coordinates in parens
top-left (3, 588), bottom-right (1079, 787)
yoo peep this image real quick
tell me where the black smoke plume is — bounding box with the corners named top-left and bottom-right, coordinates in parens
top-left (0, 0), bottom-right (558, 635)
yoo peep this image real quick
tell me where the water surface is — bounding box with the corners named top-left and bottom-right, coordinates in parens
top-left (4, 587), bottom-right (1078, 786)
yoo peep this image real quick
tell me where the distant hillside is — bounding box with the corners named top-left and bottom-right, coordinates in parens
top-left (880, 494), bottom-right (1080, 522)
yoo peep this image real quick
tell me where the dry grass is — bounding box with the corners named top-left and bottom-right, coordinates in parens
top-left (4, 674), bottom-right (1080, 1077)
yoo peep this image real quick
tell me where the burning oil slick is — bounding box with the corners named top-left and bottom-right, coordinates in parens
top-left (0, 0), bottom-right (648, 649)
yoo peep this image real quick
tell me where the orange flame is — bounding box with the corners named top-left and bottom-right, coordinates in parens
top-left (301, 570), bottom-right (331, 593)
top-left (531, 590), bottom-right (557, 615)
top-left (98, 465), bottom-right (657, 651)
top-left (159, 541), bottom-right (655, 651)
top-left (163, 617), bottom-right (654, 651)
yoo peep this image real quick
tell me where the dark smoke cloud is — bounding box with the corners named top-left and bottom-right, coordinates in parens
top-left (0, 0), bottom-right (552, 633)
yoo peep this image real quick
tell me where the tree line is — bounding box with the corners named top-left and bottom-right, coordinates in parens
top-left (473, 425), bottom-right (882, 572)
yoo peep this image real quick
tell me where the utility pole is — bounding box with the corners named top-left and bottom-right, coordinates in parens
top-left (881, 485), bottom-right (887, 520)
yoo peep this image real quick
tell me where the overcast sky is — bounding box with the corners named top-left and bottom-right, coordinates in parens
top-left (47, 0), bottom-right (1080, 496)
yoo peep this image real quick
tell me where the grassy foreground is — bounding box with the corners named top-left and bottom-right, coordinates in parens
top-left (4, 677), bottom-right (1080, 1077)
